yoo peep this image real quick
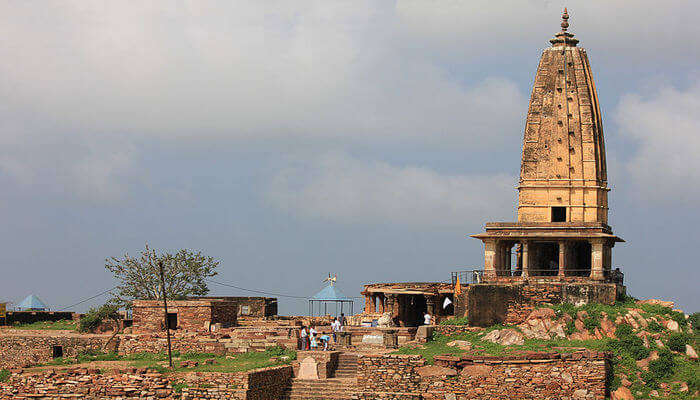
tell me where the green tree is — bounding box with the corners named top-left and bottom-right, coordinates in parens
top-left (106, 244), bottom-right (219, 307)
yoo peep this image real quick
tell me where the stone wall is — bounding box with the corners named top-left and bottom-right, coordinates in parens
top-left (219, 327), bottom-right (299, 353)
top-left (0, 333), bottom-right (114, 369)
top-left (118, 332), bottom-right (227, 355)
top-left (4, 311), bottom-right (75, 325)
top-left (202, 297), bottom-right (278, 318)
top-left (357, 351), bottom-right (609, 400)
top-left (0, 365), bottom-right (292, 400)
top-left (132, 299), bottom-right (238, 333)
top-left (430, 351), bottom-right (608, 399)
top-left (118, 327), bottom-right (299, 356)
top-left (357, 355), bottom-right (425, 394)
top-left (462, 282), bottom-right (619, 326)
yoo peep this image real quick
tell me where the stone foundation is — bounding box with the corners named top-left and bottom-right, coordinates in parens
top-left (461, 282), bottom-right (622, 326)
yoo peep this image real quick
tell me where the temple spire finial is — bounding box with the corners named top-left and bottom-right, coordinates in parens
top-left (550, 8), bottom-right (579, 47)
top-left (561, 8), bottom-right (569, 32)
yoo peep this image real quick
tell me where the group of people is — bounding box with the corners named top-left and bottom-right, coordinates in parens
top-left (300, 313), bottom-right (345, 351)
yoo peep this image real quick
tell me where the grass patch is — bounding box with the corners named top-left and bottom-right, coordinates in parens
top-left (0, 369), bottom-right (10, 382)
top-left (394, 328), bottom-right (610, 364)
top-left (172, 382), bottom-right (189, 393)
top-left (547, 297), bottom-right (636, 321)
top-left (11, 320), bottom-right (76, 330)
top-left (439, 317), bottom-right (469, 326)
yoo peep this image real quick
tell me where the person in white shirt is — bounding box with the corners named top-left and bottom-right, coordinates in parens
top-left (423, 312), bottom-right (432, 326)
top-left (331, 318), bottom-right (341, 342)
top-left (300, 326), bottom-right (308, 350)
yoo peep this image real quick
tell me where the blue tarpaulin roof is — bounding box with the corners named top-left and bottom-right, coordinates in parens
top-left (310, 285), bottom-right (353, 302)
top-left (16, 294), bottom-right (49, 311)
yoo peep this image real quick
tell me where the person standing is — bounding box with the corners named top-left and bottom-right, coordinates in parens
top-left (331, 318), bottom-right (341, 342)
top-left (423, 311), bottom-right (432, 326)
top-left (339, 313), bottom-right (346, 330)
top-left (300, 326), bottom-right (308, 350)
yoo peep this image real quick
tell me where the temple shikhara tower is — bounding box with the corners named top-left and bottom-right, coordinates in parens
top-left (473, 9), bottom-right (623, 283)
top-left (357, 10), bottom-right (626, 328)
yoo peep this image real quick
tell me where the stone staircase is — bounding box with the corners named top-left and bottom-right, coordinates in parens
top-left (283, 378), bottom-right (358, 400)
top-left (333, 352), bottom-right (358, 378)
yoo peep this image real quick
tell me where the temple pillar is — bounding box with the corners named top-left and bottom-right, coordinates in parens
top-left (483, 239), bottom-right (497, 279)
top-left (378, 294), bottom-right (385, 313)
top-left (521, 241), bottom-right (530, 278)
top-left (369, 294), bottom-right (376, 313)
top-left (590, 240), bottom-right (604, 281)
top-left (385, 294), bottom-right (398, 324)
top-left (425, 295), bottom-right (437, 317)
top-left (504, 242), bottom-right (512, 275)
top-left (558, 241), bottom-right (568, 277)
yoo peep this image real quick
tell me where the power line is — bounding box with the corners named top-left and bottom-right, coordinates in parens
top-left (206, 279), bottom-right (364, 300)
top-left (54, 286), bottom-right (119, 312)
top-left (206, 279), bottom-right (308, 299)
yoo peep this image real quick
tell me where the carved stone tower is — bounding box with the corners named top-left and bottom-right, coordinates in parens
top-left (518, 8), bottom-right (608, 224)
top-left (472, 10), bottom-right (623, 283)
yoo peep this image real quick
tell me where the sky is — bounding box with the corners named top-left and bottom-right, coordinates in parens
top-left (1, 1), bottom-right (698, 315)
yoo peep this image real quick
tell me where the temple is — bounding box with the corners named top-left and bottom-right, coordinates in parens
top-left (472, 9), bottom-right (623, 283)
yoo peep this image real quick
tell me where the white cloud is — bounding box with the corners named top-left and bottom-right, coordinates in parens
top-left (616, 77), bottom-right (700, 203)
top-left (266, 152), bottom-right (516, 228)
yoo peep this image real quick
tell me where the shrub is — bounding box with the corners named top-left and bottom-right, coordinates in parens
top-left (583, 315), bottom-right (600, 333)
top-left (615, 323), bottom-right (634, 338)
top-left (689, 312), bottom-right (700, 333)
top-left (666, 333), bottom-right (689, 353)
top-left (607, 324), bottom-right (649, 360)
top-left (265, 346), bottom-right (286, 357)
top-left (565, 320), bottom-right (576, 336)
top-left (669, 311), bottom-right (687, 328)
top-left (643, 349), bottom-right (675, 386)
top-left (646, 320), bottom-right (663, 332)
top-left (79, 303), bottom-right (120, 333)
top-left (0, 369), bottom-right (9, 382)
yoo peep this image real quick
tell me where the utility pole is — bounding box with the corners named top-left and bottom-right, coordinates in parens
top-left (158, 261), bottom-right (173, 368)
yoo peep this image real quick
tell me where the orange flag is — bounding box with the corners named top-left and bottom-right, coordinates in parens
top-left (454, 275), bottom-right (462, 295)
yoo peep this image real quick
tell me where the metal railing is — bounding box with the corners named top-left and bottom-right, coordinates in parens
top-left (451, 267), bottom-right (623, 285)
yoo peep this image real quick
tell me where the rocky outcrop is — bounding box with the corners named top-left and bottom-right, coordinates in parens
top-left (482, 329), bottom-right (524, 346)
top-left (611, 386), bottom-right (634, 400)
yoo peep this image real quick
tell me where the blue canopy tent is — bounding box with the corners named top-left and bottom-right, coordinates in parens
top-left (309, 284), bottom-right (354, 317)
top-left (16, 294), bottom-right (49, 311)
